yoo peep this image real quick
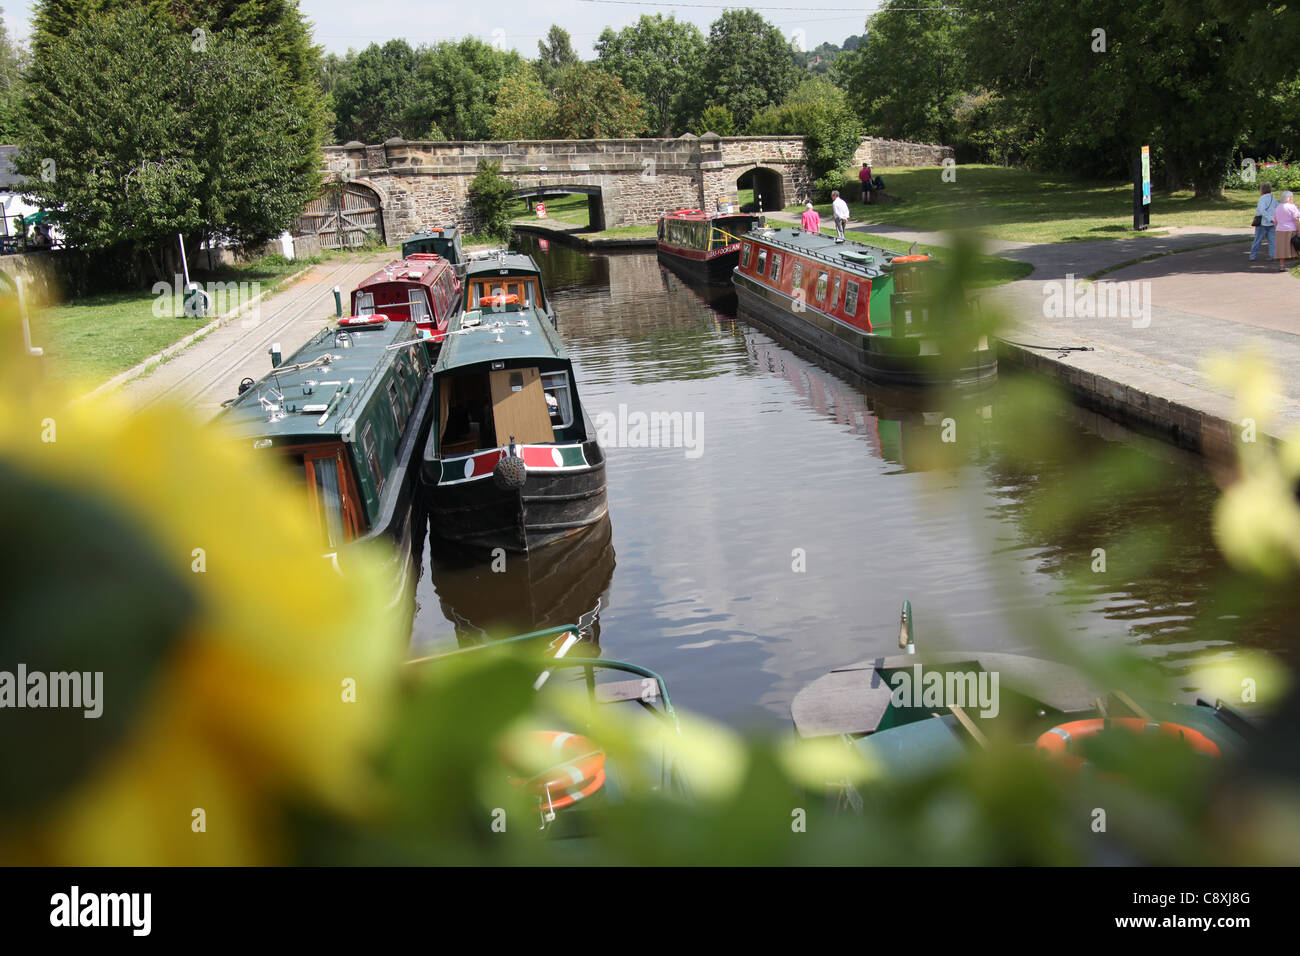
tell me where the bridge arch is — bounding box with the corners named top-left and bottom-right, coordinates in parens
top-left (512, 183), bottom-right (606, 231)
top-left (735, 165), bottom-right (788, 213)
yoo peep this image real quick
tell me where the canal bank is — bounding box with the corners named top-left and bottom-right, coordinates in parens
top-left (767, 207), bottom-right (1300, 462)
top-left (512, 220), bottom-right (656, 250)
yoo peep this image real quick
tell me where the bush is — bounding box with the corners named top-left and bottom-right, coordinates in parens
top-left (467, 159), bottom-right (516, 240)
top-left (1223, 155), bottom-right (1300, 193)
top-left (813, 171), bottom-right (848, 203)
top-left (697, 105), bottom-right (736, 137)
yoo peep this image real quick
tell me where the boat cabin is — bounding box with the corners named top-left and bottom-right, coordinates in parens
top-left (219, 317), bottom-right (433, 550)
top-left (462, 250), bottom-right (553, 322)
top-left (657, 209), bottom-right (757, 259)
top-left (402, 227), bottom-right (465, 273)
top-left (351, 254), bottom-right (462, 336)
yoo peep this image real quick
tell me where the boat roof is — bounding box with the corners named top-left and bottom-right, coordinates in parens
top-left (435, 304), bottom-right (567, 373)
top-left (659, 208), bottom-right (757, 223)
top-left (746, 226), bottom-right (927, 280)
top-left (405, 226), bottom-right (460, 241)
top-left (219, 319), bottom-right (421, 442)
top-left (791, 651), bottom-right (1100, 738)
top-left (464, 249), bottom-right (543, 279)
top-left (356, 255), bottom-right (454, 290)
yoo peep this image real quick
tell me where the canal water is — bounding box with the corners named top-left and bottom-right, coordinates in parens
top-left (409, 235), bottom-right (1300, 730)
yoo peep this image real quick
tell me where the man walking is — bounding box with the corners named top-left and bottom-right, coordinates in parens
top-left (831, 190), bottom-right (850, 243)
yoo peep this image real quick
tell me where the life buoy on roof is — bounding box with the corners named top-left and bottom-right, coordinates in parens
top-left (891, 254), bottom-right (930, 263)
top-left (480, 293), bottom-right (520, 307)
top-left (508, 730), bottom-right (607, 813)
top-left (407, 253), bottom-right (439, 261)
top-left (1036, 717), bottom-right (1221, 772)
top-left (338, 314), bottom-right (388, 327)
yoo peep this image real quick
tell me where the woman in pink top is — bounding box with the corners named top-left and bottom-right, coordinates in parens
top-left (800, 202), bottom-right (821, 234)
top-left (1274, 190), bottom-right (1299, 271)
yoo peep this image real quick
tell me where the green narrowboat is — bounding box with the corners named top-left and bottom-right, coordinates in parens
top-left (792, 602), bottom-right (1256, 790)
top-left (733, 227), bottom-right (996, 388)
top-left (421, 295), bottom-right (606, 553)
top-left (218, 316), bottom-right (435, 603)
top-left (463, 249), bottom-right (558, 330)
top-left (402, 226), bottom-right (465, 275)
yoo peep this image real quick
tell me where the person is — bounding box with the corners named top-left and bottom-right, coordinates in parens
top-left (1251, 183), bottom-right (1278, 261)
top-left (1274, 190), bottom-right (1299, 272)
top-left (800, 201), bottom-right (821, 234)
top-left (859, 162), bottom-right (874, 204)
top-left (830, 190), bottom-right (850, 243)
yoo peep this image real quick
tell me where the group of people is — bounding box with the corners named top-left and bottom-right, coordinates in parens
top-left (1251, 182), bottom-right (1299, 270)
top-left (797, 162), bottom-right (882, 243)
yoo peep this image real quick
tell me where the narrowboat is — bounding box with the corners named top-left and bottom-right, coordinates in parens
top-left (218, 316), bottom-right (435, 605)
top-left (402, 227), bottom-right (465, 275)
top-left (792, 602), bottom-right (1255, 792)
top-left (351, 252), bottom-right (462, 340)
top-left (732, 227), bottom-right (996, 388)
top-left (421, 296), bottom-right (606, 553)
top-left (407, 624), bottom-right (690, 836)
top-left (463, 248), bottom-right (558, 329)
top-left (656, 208), bottom-right (758, 286)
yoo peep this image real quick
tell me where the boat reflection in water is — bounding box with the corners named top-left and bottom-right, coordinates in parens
top-left (425, 514), bottom-right (616, 652)
top-left (742, 332), bottom-right (994, 472)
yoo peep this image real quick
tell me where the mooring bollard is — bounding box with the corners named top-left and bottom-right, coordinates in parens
top-left (270, 342), bottom-right (282, 368)
top-left (333, 285), bottom-right (342, 317)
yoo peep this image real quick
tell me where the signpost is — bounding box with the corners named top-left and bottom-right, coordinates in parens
top-left (1133, 145), bottom-right (1151, 230)
top-left (536, 202), bottom-right (547, 219)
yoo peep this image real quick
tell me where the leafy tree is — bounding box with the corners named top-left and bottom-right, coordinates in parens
top-left (689, 10), bottom-right (799, 131)
top-left (748, 77), bottom-right (864, 198)
top-left (536, 24), bottom-right (579, 90)
top-left (409, 39), bottom-right (522, 140)
top-left (595, 15), bottom-right (705, 136)
top-left (488, 67), bottom-right (557, 140)
top-left (467, 159), bottom-right (516, 239)
top-left (17, 8), bottom-right (320, 282)
top-left (697, 105), bottom-right (735, 136)
top-left (551, 63), bottom-right (647, 138)
top-left (0, 9), bottom-right (23, 141)
top-left (330, 40), bottom-right (422, 143)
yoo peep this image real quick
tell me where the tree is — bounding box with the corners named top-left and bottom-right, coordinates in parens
top-left (551, 63), bottom-right (647, 138)
top-left (0, 9), bottom-right (23, 141)
top-left (488, 67), bottom-right (557, 140)
top-left (330, 40), bottom-right (422, 143)
top-left (697, 105), bottom-right (735, 137)
top-left (536, 24), bottom-right (579, 90)
top-left (689, 10), bottom-right (799, 132)
top-left (748, 77), bottom-right (864, 198)
top-left (467, 159), bottom-right (515, 239)
top-left (409, 39), bottom-right (522, 140)
top-left (17, 9), bottom-right (321, 283)
top-left (595, 15), bottom-right (705, 136)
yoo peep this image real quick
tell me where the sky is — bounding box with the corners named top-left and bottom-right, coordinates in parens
top-left (5, 1), bottom-right (875, 57)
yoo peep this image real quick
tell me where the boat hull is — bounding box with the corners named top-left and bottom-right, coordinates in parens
top-left (429, 441), bottom-right (607, 553)
top-left (657, 246), bottom-right (740, 287)
top-left (733, 269), bottom-right (997, 389)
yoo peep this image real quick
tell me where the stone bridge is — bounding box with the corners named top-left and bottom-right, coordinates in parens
top-left (316, 135), bottom-right (814, 240)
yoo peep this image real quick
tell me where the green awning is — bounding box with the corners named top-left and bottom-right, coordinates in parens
top-left (21, 210), bottom-right (49, 225)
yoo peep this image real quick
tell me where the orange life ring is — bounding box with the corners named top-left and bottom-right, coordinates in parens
top-left (510, 731), bottom-right (607, 812)
top-left (407, 253), bottom-right (439, 261)
top-left (480, 293), bottom-right (520, 307)
top-left (338, 314), bottom-right (387, 326)
top-left (1036, 718), bottom-right (1221, 772)
top-left (670, 208), bottom-right (702, 217)
top-left (891, 254), bottom-right (931, 263)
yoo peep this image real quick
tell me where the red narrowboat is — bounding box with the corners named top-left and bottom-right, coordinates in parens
top-left (656, 208), bottom-right (758, 286)
top-left (731, 227), bottom-right (996, 388)
top-left (351, 253), bottom-right (462, 341)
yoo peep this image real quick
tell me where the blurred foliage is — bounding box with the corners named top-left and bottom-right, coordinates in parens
top-left (2, 230), bottom-right (1300, 866)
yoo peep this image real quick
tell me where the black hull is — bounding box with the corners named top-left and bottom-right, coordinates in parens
top-left (733, 270), bottom-right (997, 389)
top-left (657, 247), bottom-right (740, 287)
top-left (429, 442), bottom-right (607, 553)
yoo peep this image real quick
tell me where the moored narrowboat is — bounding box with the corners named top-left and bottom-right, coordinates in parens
top-left (351, 252), bottom-right (462, 340)
top-left (656, 208), bottom-right (758, 286)
top-left (402, 227), bottom-right (465, 275)
top-left (218, 316), bottom-right (435, 604)
top-left (421, 296), bottom-right (606, 553)
top-left (732, 227), bottom-right (996, 387)
top-left (463, 248), bottom-right (558, 329)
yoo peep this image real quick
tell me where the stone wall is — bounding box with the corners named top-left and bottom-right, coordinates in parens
top-left (0, 251), bottom-right (66, 308)
top-left (852, 137), bottom-right (955, 168)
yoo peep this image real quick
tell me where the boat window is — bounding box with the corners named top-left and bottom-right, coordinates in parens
top-left (387, 379), bottom-right (405, 438)
top-left (311, 456), bottom-right (346, 548)
top-left (832, 275), bottom-right (842, 308)
top-left (362, 423), bottom-right (384, 493)
top-left (815, 271), bottom-right (829, 302)
top-left (541, 371), bottom-right (574, 430)
top-left (791, 260), bottom-right (803, 288)
top-left (756, 249), bottom-right (768, 276)
top-left (845, 281), bottom-right (860, 314)
top-left (770, 253), bottom-right (782, 283)
top-left (355, 292), bottom-right (375, 316)
top-left (741, 243), bottom-right (751, 268)
top-left (408, 289), bottom-right (429, 322)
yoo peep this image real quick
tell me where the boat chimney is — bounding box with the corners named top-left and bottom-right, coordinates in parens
top-left (269, 342), bottom-right (282, 368)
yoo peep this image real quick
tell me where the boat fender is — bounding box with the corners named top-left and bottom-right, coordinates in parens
top-left (493, 452), bottom-right (527, 491)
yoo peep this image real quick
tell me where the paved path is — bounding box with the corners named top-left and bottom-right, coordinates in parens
top-left (764, 209), bottom-right (1300, 453)
top-left (118, 254), bottom-right (389, 420)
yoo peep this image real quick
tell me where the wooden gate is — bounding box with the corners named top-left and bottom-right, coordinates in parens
top-left (294, 182), bottom-right (385, 248)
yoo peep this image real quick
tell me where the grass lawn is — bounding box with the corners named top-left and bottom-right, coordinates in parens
top-left (788, 165), bottom-right (1257, 244)
top-left (507, 193), bottom-right (591, 228)
top-left (30, 255), bottom-right (312, 389)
